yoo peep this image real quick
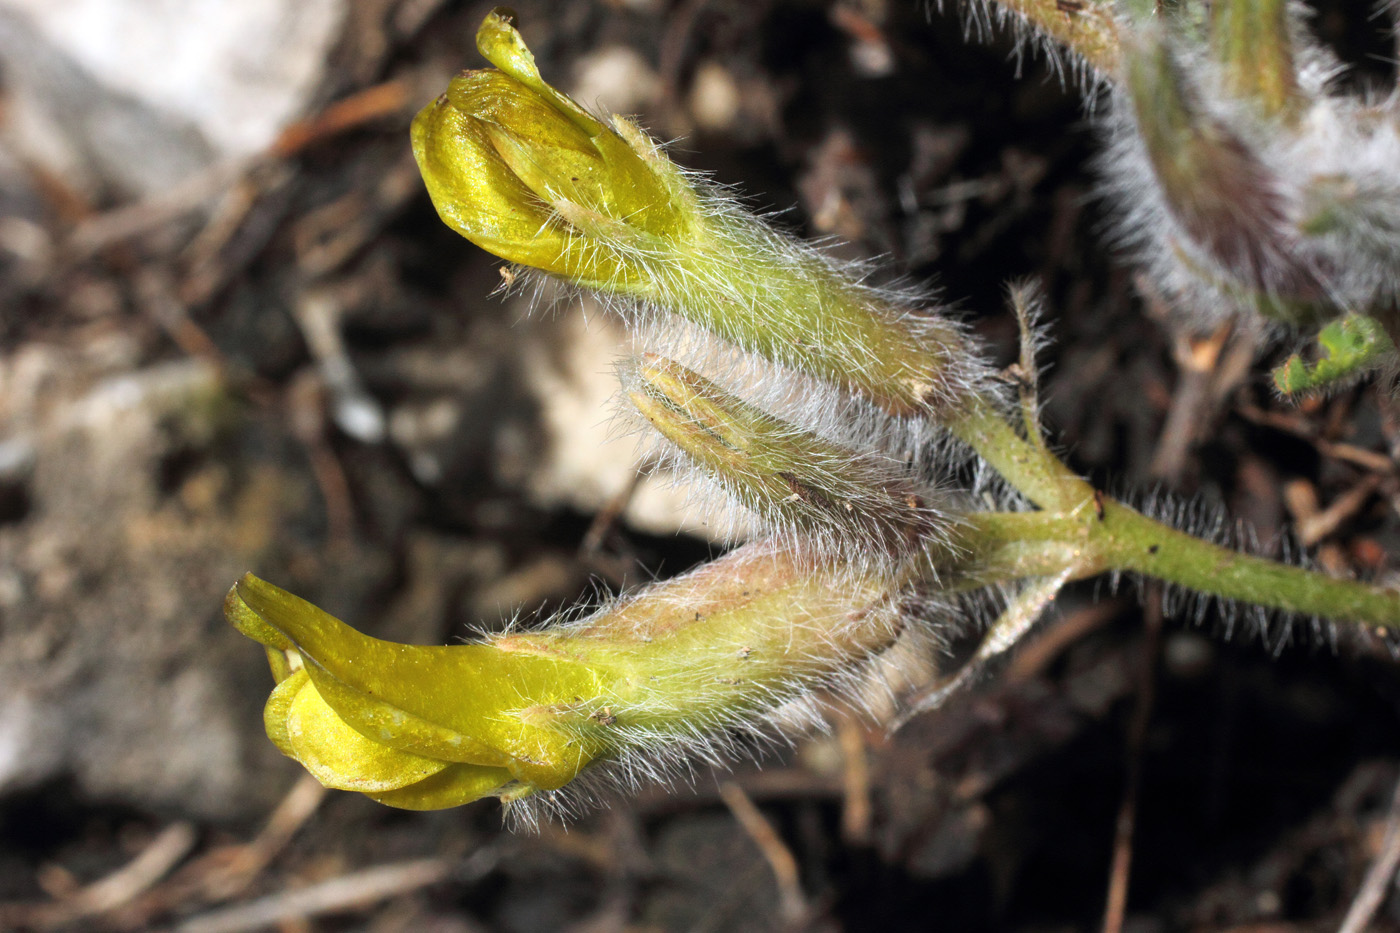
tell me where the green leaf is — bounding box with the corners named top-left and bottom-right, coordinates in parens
top-left (1272, 315), bottom-right (1395, 396)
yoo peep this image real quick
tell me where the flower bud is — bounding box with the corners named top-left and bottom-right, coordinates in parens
top-left (625, 355), bottom-right (951, 560)
top-left (1114, 22), bottom-right (1324, 324)
top-left (1209, 0), bottom-right (1300, 120)
top-left (411, 8), bottom-right (696, 291)
top-left (413, 10), bottom-right (989, 419)
top-left (1101, 4), bottom-right (1400, 350)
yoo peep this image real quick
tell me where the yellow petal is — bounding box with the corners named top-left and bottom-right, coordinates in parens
top-left (474, 8), bottom-right (604, 138)
top-left (229, 573), bottom-right (611, 784)
top-left (285, 677), bottom-right (450, 793)
top-left (367, 763), bottom-right (518, 811)
top-left (263, 667), bottom-right (308, 758)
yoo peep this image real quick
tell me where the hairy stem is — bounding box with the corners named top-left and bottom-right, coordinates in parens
top-left (957, 503), bottom-right (1400, 629)
top-left (1095, 498), bottom-right (1400, 629)
top-left (949, 396), bottom-right (1093, 510)
top-left (984, 0), bottom-right (1122, 78)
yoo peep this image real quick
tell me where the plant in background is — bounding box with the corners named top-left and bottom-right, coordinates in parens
top-left (226, 8), bottom-right (1400, 818)
top-left (984, 0), bottom-right (1400, 393)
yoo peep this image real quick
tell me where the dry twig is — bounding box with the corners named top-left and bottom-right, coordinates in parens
top-left (1102, 588), bottom-right (1164, 933)
top-left (838, 717), bottom-right (873, 846)
top-left (0, 822), bottom-right (197, 930)
top-left (174, 848), bottom-right (499, 933)
top-left (719, 781), bottom-right (808, 924)
top-left (197, 775), bottom-right (327, 901)
top-left (1338, 772), bottom-right (1400, 933)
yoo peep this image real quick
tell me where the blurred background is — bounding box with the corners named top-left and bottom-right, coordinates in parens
top-left (1, 0), bottom-right (1399, 929)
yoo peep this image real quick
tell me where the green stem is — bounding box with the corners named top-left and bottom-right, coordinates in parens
top-left (953, 504), bottom-right (1400, 630)
top-left (1094, 499), bottom-right (1400, 629)
top-left (954, 511), bottom-right (1095, 584)
top-left (950, 396), bottom-right (1094, 511)
top-left (985, 0), bottom-right (1122, 78)
top-left (948, 386), bottom-right (1400, 629)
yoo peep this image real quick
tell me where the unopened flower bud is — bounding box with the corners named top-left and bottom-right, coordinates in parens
top-left (413, 10), bottom-right (988, 419)
top-left (412, 8), bottom-right (696, 290)
top-left (1112, 22), bottom-right (1324, 324)
top-left (626, 355), bottom-right (951, 560)
top-left (1209, 0), bottom-right (1300, 119)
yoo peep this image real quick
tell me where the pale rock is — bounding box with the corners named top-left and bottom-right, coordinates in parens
top-left (0, 0), bottom-right (345, 195)
top-left (513, 298), bottom-right (732, 543)
top-left (688, 61), bottom-right (741, 134)
top-left (0, 345), bottom-right (314, 816)
top-left (570, 45), bottom-right (660, 118)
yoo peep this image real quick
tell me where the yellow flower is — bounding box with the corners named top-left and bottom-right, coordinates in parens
top-left (411, 10), bottom-right (981, 419)
top-left (411, 8), bottom-right (695, 291)
top-left (262, 668), bottom-right (516, 809)
top-left (224, 573), bottom-right (605, 809)
top-left (225, 541), bottom-right (905, 811)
